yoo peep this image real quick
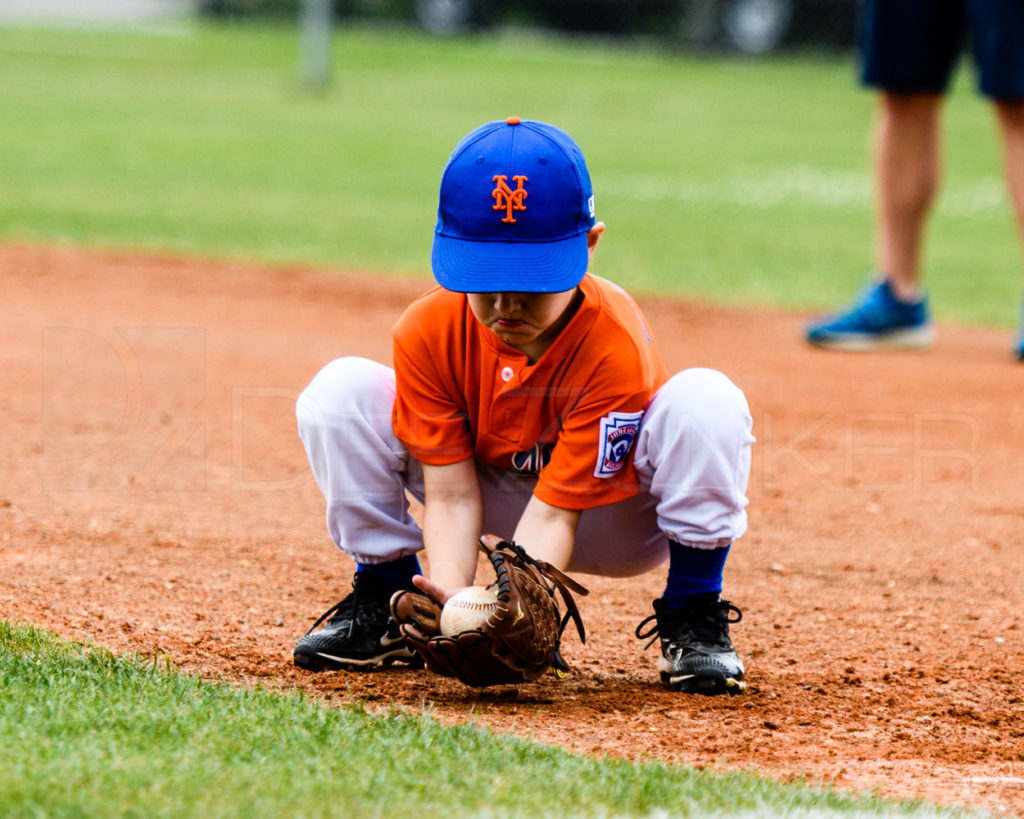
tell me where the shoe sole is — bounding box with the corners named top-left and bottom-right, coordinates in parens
top-left (293, 647), bottom-right (422, 672)
top-left (662, 670), bottom-right (746, 696)
top-left (806, 325), bottom-right (935, 352)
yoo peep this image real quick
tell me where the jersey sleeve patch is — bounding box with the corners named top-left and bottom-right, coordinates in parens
top-left (594, 410), bottom-right (644, 478)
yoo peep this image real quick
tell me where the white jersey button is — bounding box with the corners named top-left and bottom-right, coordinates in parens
top-left (501, 366), bottom-right (514, 382)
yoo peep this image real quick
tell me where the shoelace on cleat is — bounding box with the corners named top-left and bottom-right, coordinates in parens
top-left (302, 594), bottom-right (356, 637)
top-left (635, 601), bottom-right (742, 650)
top-left (301, 572), bottom-right (382, 637)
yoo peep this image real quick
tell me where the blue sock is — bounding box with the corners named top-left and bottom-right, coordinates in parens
top-left (357, 554), bottom-right (422, 595)
top-left (661, 541), bottom-right (730, 610)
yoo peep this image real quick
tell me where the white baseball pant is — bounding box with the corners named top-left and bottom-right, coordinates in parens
top-left (296, 357), bottom-right (753, 578)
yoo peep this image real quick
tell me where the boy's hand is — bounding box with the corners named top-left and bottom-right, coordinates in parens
top-left (411, 574), bottom-right (454, 605)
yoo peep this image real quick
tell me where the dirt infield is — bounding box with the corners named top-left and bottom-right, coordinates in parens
top-left (2, 243), bottom-right (1022, 814)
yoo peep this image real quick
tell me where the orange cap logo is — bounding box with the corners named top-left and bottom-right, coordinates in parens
top-left (492, 174), bottom-right (528, 223)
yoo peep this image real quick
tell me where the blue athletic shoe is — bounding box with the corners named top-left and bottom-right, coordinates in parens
top-left (1016, 299), bottom-right (1024, 361)
top-left (805, 278), bottom-right (935, 351)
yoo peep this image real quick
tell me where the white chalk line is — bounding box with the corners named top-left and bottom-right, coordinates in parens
top-left (602, 166), bottom-right (1007, 219)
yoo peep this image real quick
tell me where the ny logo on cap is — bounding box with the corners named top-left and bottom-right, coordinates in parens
top-left (492, 174), bottom-right (528, 223)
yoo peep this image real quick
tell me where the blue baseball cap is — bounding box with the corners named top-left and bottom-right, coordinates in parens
top-left (431, 117), bottom-right (596, 293)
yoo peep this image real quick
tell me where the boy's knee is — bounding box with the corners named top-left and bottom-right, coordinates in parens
top-left (640, 368), bottom-right (753, 467)
top-left (296, 357), bottom-right (395, 433)
top-left (659, 368), bottom-right (750, 428)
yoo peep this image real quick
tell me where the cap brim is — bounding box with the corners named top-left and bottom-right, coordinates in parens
top-left (431, 231), bottom-right (589, 293)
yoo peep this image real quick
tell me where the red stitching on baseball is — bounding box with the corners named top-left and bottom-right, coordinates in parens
top-left (451, 600), bottom-right (494, 611)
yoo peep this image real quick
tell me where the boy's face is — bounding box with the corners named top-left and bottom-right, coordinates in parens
top-left (466, 289), bottom-right (579, 354)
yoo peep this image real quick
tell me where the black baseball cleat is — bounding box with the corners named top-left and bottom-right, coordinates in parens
top-left (636, 596), bottom-right (746, 695)
top-left (293, 569), bottom-right (422, 672)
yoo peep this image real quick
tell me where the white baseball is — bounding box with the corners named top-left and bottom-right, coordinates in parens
top-left (440, 586), bottom-right (498, 636)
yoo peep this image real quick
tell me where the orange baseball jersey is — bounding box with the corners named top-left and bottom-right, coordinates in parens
top-left (392, 274), bottom-right (669, 510)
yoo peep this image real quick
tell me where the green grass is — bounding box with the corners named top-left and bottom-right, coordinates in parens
top-left (0, 21), bottom-right (1020, 326)
top-left (0, 621), bottom-right (973, 818)
top-left (0, 25), bottom-right (1002, 815)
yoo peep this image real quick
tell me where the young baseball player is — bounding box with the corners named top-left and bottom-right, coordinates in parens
top-left (293, 117), bottom-right (754, 695)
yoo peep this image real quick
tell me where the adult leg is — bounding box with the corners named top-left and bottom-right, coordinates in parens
top-left (993, 100), bottom-right (1024, 358)
top-left (876, 92), bottom-right (945, 300)
top-left (805, 0), bottom-right (954, 351)
top-left (994, 100), bottom-right (1024, 247)
top-left (805, 92), bottom-right (942, 350)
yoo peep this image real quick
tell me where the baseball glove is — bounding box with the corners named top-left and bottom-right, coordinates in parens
top-left (390, 536), bottom-right (588, 687)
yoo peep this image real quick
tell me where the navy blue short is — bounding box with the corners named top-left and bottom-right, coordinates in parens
top-left (860, 0), bottom-right (1024, 100)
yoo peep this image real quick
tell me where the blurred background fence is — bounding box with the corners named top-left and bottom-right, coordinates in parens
top-left (0, 0), bottom-right (858, 57)
top-left (200, 0), bottom-right (859, 56)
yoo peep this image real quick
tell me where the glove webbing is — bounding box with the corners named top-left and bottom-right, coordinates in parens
top-left (483, 538), bottom-right (589, 648)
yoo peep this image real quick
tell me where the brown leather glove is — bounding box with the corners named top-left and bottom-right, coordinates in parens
top-left (390, 536), bottom-right (588, 687)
